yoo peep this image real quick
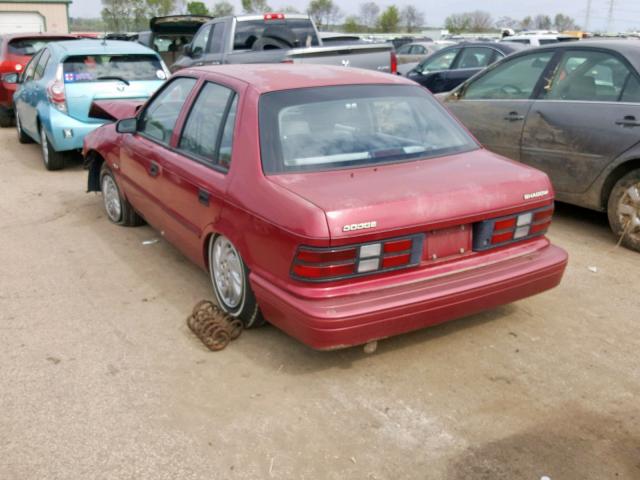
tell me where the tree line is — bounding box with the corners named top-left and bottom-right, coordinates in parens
top-left (85, 0), bottom-right (579, 35)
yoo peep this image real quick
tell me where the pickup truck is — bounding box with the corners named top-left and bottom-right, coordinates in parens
top-left (170, 13), bottom-right (396, 74)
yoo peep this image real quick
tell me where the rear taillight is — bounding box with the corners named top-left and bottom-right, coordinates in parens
top-left (47, 64), bottom-right (66, 112)
top-left (473, 205), bottom-right (554, 251)
top-left (264, 12), bottom-right (285, 20)
top-left (390, 51), bottom-right (398, 74)
top-left (292, 235), bottom-right (423, 282)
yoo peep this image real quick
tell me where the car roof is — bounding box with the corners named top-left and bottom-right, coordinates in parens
top-left (510, 39), bottom-right (640, 72)
top-left (432, 41), bottom-right (524, 54)
top-left (47, 39), bottom-right (158, 56)
top-left (1, 32), bottom-right (76, 41)
top-left (182, 64), bottom-right (414, 93)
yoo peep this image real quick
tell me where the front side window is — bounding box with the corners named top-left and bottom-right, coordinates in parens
top-left (621, 75), bottom-right (640, 103)
top-left (191, 25), bottom-right (211, 57)
top-left (178, 82), bottom-right (237, 167)
top-left (463, 51), bottom-right (554, 100)
top-left (259, 85), bottom-right (477, 174)
top-left (419, 49), bottom-right (458, 73)
top-left (456, 47), bottom-right (494, 69)
top-left (397, 44), bottom-right (412, 54)
top-left (139, 77), bottom-right (197, 144)
top-left (62, 54), bottom-right (166, 83)
top-left (542, 50), bottom-right (633, 102)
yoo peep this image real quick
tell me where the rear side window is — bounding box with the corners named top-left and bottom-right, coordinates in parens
top-left (260, 85), bottom-right (477, 173)
top-left (233, 19), bottom-right (319, 50)
top-left (543, 50), bottom-right (633, 102)
top-left (139, 77), bottom-right (197, 144)
top-left (463, 51), bottom-right (553, 100)
top-left (420, 49), bottom-right (458, 73)
top-left (178, 82), bottom-right (237, 168)
top-left (62, 54), bottom-right (166, 83)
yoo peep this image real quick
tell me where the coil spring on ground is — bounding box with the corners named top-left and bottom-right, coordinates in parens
top-left (187, 300), bottom-right (243, 351)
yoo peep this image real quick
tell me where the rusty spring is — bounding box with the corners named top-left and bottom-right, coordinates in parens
top-left (187, 300), bottom-right (243, 351)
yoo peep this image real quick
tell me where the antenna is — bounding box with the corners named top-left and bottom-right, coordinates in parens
top-left (584, 0), bottom-right (592, 31)
top-left (606, 0), bottom-right (615, 33)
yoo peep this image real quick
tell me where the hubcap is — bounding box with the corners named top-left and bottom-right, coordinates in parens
top-left (40, 126), bottom-right (49, 165)
top-left (212, 236), bottom-right (244, 309)
top-left (101, 174), bottom-right (121, 222)
top-left (617, 182), bottom-right (640, 241)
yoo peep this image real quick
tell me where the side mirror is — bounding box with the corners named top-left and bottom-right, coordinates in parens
top-left (183, 43), bottom-right (192, 56)
top-left (2, 73), bottom-right (20, 84)
top-left (116, 117), bottom-right (137, 134)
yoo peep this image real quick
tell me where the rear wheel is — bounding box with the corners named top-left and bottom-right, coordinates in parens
top-left (607, 169), bottom-right (640, 252)
top-left (15, 111), bottom-right (31, 144)
top-left (100, 163), bottom-right (144, 226)
top-left (209, 235), bottom-right (265, 328)
top-left (0, 109), bottom-right (13, 128)
top-left (40, 124), bottom-right (65, 171)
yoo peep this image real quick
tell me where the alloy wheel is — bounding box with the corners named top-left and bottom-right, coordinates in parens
top-left (101, 174), bottom-right (122, 222)
top-left (211, 236), bottom-right (244, 309)
top-left (617, 181), bottom-right (640, 241)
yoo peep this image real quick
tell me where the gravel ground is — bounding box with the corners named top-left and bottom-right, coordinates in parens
top-left (0, 128), bottom-right (639, 479)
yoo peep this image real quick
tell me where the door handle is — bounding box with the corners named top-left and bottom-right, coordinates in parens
top-left (148, 161), bottom-right (159, 177)
top-left (198, 188), bottom-right (210, 206)
top-left (504, 112), bottom-right (525, 122)
top-left (615, 115), bottom-right (640, 127)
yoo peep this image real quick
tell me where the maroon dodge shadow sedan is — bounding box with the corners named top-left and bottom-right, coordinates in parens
top-left (83, 64), bottom-right (568, 350)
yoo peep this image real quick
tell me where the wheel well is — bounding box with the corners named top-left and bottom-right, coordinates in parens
top-left (202, 233), bottom-right (215, 272)
top-left (86, 150), bottom-right (105, 193)
top-left (601, 159), bottom-right (640, 209)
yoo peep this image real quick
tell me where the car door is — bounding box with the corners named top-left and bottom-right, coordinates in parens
top-left (445, 49), bottom-right (556, 161)
top-left (14, 49), bottom-right (43, 135)
top-left (521, 48), bottom-right (640, 194)
top-left (407, 48), bottom-right (460, 93)
top-left (157, 80), bottom-right (240, 266)
top-left (444, 46), bottom-right (497, 92)
top-left (119, 76), bottom-right (198, 229)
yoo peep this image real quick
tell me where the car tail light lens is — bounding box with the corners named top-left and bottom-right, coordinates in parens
top-left (47, 64), bottom-right (66, 112)
top-left (264, 13), bottom-right (285, 20)
top-left (473, 205), bottom-right (554, 251)
top-left (292, 234), bottom-right (423, 282)
top-left (390, 51), bottom-right (398, 74)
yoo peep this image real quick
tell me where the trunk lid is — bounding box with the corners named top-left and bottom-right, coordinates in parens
top-left (268, 149), bottom-right (553, 243)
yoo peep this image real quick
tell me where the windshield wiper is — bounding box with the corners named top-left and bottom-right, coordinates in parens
top-left (96, 76), bottom-right (130, 86)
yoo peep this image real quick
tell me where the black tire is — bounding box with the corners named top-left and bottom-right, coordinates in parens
top-left (39, 124), bottom-right (65, 170)
top-left (0, 109), bottom-right (13, 128)
top-left (15, 111), bottom-right (32, 144)
top-left (99, 163), bottom-right (144, 227)
top-left (208, 235), bottom-right (265, 329)
top-left (607, 169), bottom-right (640, 252)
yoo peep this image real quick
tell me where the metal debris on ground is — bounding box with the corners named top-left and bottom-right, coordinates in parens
top-left (187, 300), bottom-right (243, 351)
top-left (142, 239), bottom-right (159, 245)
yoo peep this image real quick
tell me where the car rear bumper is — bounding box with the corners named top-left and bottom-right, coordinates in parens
top-left (45, 108), bottom-right (105, 152)
top-left (250, 240), bottom-right (568, 350)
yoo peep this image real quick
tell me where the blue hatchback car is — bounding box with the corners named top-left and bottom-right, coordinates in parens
top-left (10, 40), bottom-right (168, 170)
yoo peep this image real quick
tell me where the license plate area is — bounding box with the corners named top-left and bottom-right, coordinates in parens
top-left (424, 225), bottom-right (472, 261)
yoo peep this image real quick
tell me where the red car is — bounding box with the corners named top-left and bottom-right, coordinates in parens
top-left (0, 33), bottom-right (76, 126)
top-left (83, 64), bottom-right (568, 350)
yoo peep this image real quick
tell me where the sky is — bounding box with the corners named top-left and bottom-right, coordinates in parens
top-left (69, 0), bottom-right (640, 32)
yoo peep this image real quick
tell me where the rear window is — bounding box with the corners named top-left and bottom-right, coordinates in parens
top-left (233, 18), bottom-right (319, 50)
top-left (8, 37), bottom-right (70, 56)
top-left (62, 54), bottom-right (166, 83)
top-left (259, 85), bottom-right (478, 174)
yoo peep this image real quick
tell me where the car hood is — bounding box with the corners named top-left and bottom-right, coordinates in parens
top-left (267, 149), bottom-right (553, 243)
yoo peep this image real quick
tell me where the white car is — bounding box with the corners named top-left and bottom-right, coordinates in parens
top-left (502, 33), bottom-right (579, 47)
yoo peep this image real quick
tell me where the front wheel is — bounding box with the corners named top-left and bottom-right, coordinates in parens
top-left (607, 169), bottom-right (640, 252)
top-left (40, 124), bottom-right (65, 170)
top-left (100, 163), bottom-right (144, 226)
top-left (209, 235), bottom-right (265, 328)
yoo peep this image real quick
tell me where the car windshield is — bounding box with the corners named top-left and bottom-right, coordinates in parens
top-left (8, 38), bottom-right (68, 56)
top-left (260, 85), bottom-right (478, 174)
top-left (62, 54), bottom-right (165, 83)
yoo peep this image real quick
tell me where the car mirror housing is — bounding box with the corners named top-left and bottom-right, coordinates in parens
top-left (2, 73), bottom-right (20, 84)
top-left (116, 117), bottom-right (137, 134)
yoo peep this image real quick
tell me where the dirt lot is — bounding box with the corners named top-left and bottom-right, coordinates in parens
top-left (0, 127), bottom-right (639, 480)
